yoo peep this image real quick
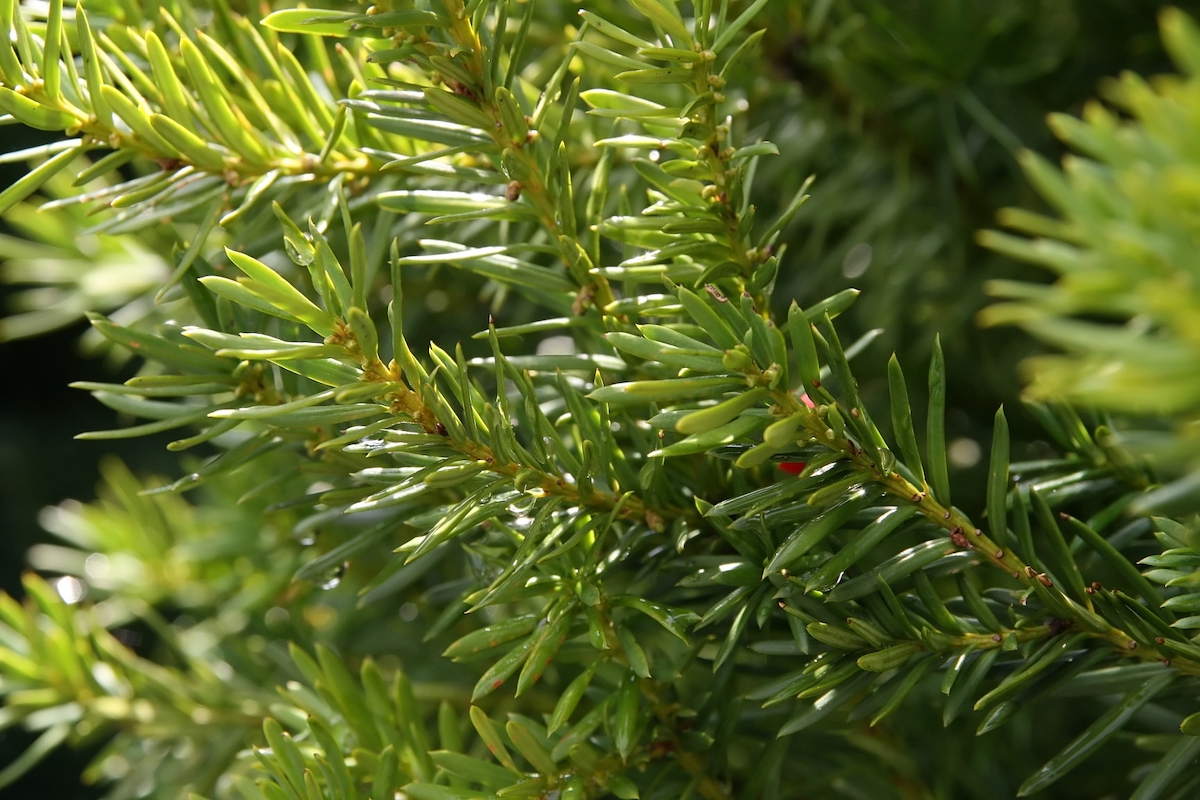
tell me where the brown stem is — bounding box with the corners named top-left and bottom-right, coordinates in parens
top-left (763, 381), bottom-right (1200, 676)
top-left (688, 50), bottom-right (769, 310)
top-left (437, 0), bottom-right (615, 311)
top-left (328, 329), bottom-right (684, 529)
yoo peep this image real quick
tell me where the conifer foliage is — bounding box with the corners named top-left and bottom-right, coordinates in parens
top-left (1, 1), bottom-right (1200, 798)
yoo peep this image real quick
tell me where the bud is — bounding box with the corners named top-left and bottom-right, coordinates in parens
top-left (722, 344), bottom-right (754, 371)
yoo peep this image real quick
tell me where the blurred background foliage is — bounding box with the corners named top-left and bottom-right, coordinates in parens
top-left (3, 0), bottom-right (1200, 796)
top-left (0, 124), bottom-right (172, 797)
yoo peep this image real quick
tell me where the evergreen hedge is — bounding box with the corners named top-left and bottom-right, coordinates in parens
top-left (1, 1), bottom-right (1199, 798)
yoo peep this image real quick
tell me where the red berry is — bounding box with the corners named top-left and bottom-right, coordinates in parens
top-left (779, 462), bottom-right (806, 475)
